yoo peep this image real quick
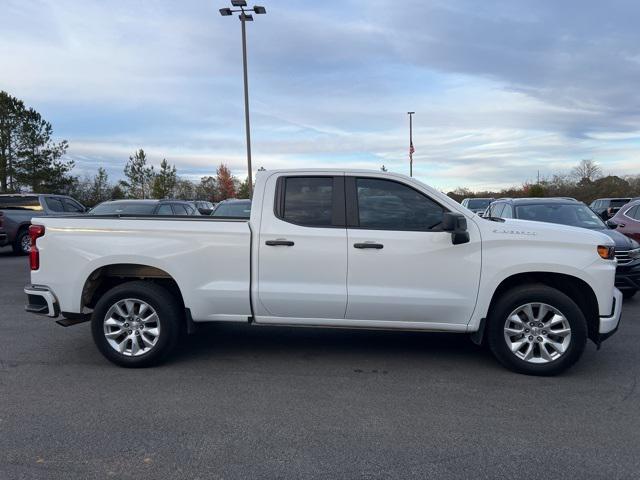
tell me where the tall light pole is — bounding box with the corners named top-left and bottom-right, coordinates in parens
top-left (219, 1), bottom-right (266, 198)
top-left (407, 111), bottom-right (415, 177)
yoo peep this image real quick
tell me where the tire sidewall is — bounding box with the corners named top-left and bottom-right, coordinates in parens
top-left (488, 285), bottom-right (588, 376)
top-left (14, 229), bottom-right (30, 255)
top-left (91, 282), bottom-right (181, 367)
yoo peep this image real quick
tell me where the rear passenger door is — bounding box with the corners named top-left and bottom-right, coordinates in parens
top-left (256, 175), bottom-right (348, 320)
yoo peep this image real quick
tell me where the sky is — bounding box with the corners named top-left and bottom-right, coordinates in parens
top-left (1, 0), bottom-right (639, 191)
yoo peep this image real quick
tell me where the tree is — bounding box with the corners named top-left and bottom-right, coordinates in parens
top-left (151, 159), bottom-right (177, 199)
top-left (216, 163), bottom-right (236, 200)
top-left (195, 176), bottom-right (217, 201)
top-left (14, 108), bottom-right (73, 193)
top-left (123, 149), bottom-right (154, 198)
top-left (173, 178), bottom-right (196, 200)
top-left (237, 178), bottom-right (252, 199)
top-left (90, 167), bottom-right (112, 204)
top-left (0, 91), bottom-right (25, 192)
top-left (572, 159), bottom-right (602, 182)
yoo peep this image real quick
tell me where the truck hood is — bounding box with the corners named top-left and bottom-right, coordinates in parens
top-left (477, 217), bottom-right (615, 247)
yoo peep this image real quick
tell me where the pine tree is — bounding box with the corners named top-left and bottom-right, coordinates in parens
top-left (151, 159), bottom-right (177, 199)
top-left (124, 149), bottom-right (154, 198)
top-left (0, 91), bottom-right (25, 192)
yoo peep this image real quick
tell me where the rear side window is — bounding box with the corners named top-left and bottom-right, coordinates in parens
top-left (281, 177), bottom-right (334, 227)
top-left (62, 198), bottom-right (84, 213)
top-left (45, 197), bottom-right (65, 212)
top-left (172, 204), bottom-right (189, 215)
top-left (156, 204), bottom-right (173, 215)
top-left (0, 196), bottom-right (42, 210)
top-left (625, 205), bottom-right (639, 220)
top-left (355, 178), bottom-right (444, 231)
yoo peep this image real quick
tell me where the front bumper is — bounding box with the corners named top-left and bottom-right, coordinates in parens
top-left (598, 288), bottom-right (623, 343)
top-left (24, 284), bottom-right (60, 317)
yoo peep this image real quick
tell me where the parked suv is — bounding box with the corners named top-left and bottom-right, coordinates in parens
top-left (486, 197), bottom-right (640, 299)
top-left (608, 199), bottom-right (640, 243)
top-left (211, 199), bottom-right (251, 218)
top-left (89, 200), bottom-right (199, 216)
top-left (0, 194), bottom-right (86, 254)
top-left (590, 198), bottom-right (632, 220)
top-left (461, 198), bottom-right (494, 216)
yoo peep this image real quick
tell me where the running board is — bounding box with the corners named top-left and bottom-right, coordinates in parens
top-left (56, 316), bottom-right (90, 327)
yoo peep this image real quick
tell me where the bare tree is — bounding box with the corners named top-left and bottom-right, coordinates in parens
top-left (572, 159), bottom-right (602, 182)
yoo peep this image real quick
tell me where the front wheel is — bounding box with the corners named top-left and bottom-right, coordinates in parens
top-left (91, 281), bottom-right (182, 367)
top-left (487, 285), bottom-right (587, 376)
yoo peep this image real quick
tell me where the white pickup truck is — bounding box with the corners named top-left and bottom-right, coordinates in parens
top-left (24, 169), bottom-right (622, 375)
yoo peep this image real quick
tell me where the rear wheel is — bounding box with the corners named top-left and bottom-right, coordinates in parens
top-left (487, 285), bottom-right (587, 376)
top-left (91, 281), bottom-right (182, 367)
top-left (12, 228), bottom-right (30, 255)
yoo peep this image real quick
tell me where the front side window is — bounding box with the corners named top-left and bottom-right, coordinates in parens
top-left (501, 204), bottom-right (514, 218)
top-left (625, 205), bottom-right (639, 220)
top-left (490, 203), bottom-right (505, 217)
top-left (355, 178), bottom-right (444, 231)
top-left (156, 204), bottom-right (173, 215)
top-left (172, 204), bottom-right (189, 215)
top-left (62, 198), bottom-right (84, 212)
top-left (282, 177), bottom-right (334, 227)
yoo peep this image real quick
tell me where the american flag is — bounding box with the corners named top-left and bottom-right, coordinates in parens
top-left (409, 141), bottom-right (415, 155)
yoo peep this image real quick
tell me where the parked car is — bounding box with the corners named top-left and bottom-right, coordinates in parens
top-left (191, 201), bottom-right (215, 215)
top-left (608, 199), bottom-right (640, 243)
top-left (89, 200), bottom-right (199, 216)
top-left (211, 198), bottom-right (251, 218)
top-left (590, 198), bottom-right (632, 220)
top-left (0, 194), bottom-right (86, 255)
top-left (486, 197), bottom-right (640, 299)
top-left (24, 169), bottom-right (621, 375)
top-left (461, 198), bottom-right (494, 216)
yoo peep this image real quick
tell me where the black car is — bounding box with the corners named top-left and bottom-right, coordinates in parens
top-left (486, 197), bottom-right (640, 299)
top-left (589, 198), bottom-right (632, 221)
top-left (89, 200), bottom-right (199, 216)
top-left (211, 199), bottom-right (251, 218)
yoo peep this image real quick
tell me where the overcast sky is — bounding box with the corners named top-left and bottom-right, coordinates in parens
top-left (2, 0), bottom-right (639, 191)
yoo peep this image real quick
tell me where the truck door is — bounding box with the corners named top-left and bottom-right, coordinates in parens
top-left (344, 175), bottom-right (481, 327)
top-left (256, 174), bottom-right (348, 320)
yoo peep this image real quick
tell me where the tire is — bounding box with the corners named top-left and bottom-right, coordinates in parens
top-left (91, 281), bottom-right (183, 367)
top-left (622, 290), bottom-right (637, 300)
top-left (12, 228), bottom-right (30, 255)
top-left (487, 284), bottom-right (587, 376)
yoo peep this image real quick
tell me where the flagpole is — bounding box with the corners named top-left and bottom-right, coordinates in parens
top-left (407, 111), bottom-right (415, 177)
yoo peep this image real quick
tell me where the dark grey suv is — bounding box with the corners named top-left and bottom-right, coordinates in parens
top-left (0, 194), bottom-right (86, 255)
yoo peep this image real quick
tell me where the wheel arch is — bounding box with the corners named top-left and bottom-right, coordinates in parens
top-left (480, 272), bottom-right (600, 344)
top-left (81, 263), bottom-right (187, 314)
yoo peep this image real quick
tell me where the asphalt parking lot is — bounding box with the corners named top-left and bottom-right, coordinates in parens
top-left (1, 247), bottom-right (639, 479)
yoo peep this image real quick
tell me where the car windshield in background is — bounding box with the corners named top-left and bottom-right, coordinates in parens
top-left (467, 199), bottom-right (492, 209)
top-left (89, 202), bottom-right (156, 215)
top-left (610, 199), bottom-right (631, 208)
top-left (0, 196), bottom-right (42, 211)
top-left (212, 202), bottom-right (251, 218)
top-left (515, 204), bottom-right (607, 230)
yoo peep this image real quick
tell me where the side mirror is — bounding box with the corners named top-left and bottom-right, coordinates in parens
top-left (606, 220), bottom-right (618, 229)
top-left (442, 212), bottom-right (470, 245)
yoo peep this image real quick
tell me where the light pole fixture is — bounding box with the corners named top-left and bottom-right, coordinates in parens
top-left (407, 112), bottom-right (415, 177)
top-left (219, 1), bottom-right (266, 198)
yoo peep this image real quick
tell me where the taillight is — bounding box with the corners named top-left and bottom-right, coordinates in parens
top-left (29, 224), bottom-right (45, 270)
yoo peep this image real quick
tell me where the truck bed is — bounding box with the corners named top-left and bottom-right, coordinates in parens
top-left (31, 215), bottom-right (253, 322)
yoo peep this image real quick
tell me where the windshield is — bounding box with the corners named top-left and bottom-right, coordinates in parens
top-left (212, 201), bottom-right (251, 218)
top-left (515, 203), bottom-right (607, 230)
top-left (609, 199), bottom-right (631, 208)
top-left (467, 199), bottom-right (492, 209)
top-left (90, 202), bottom-right (156, 215)
top-left (0, 196), bottom-right (42, 211)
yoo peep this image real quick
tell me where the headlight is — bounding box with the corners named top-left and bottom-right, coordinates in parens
top-left (630, 248), bottom-right (640, 260)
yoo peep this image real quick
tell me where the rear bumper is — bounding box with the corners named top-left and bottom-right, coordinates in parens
top-left (598, 288), bottom-right (623, 342)
top-left (24, 284), bottom-right (60, 317)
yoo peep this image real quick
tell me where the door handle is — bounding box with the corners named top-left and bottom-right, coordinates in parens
top-left (265, 240), bottom-right (295, 246)
top-left (618, 223), bottom-right (626, 228)
top-left (354, 242), bottom-right (383, 249)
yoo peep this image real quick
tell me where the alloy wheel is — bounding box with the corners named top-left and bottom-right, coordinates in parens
top-left (103, 298), bottom-right (161, 357)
